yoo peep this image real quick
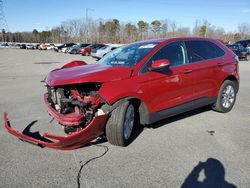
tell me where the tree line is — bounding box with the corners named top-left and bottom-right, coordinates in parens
top-left (1, 18), bottom-right (250, 44)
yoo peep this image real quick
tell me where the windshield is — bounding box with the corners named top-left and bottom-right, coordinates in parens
top-left (97, 42), bottom-right (158, 66)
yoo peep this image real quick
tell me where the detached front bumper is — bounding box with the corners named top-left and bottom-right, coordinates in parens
top-left (4, 112), bottom-right (108, 150)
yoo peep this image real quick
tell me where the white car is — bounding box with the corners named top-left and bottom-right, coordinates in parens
top-left (26, 44), bottom-right (35, 49)
top-left (0, 42), bottom-right (9, 48)
top-left (94, 45), bottom-right (119, 59)
top-left (61, 47), bottom-right (68, 53)
top-left (46, 44), bottom-right (55, 50)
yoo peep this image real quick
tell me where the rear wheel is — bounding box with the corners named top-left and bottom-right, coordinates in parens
top-left (245, 54), bottom-right (250, 61)
top-left (106, 101), bottom-right (135, 146)
top-left (213, 80), bottom-right (237, 113)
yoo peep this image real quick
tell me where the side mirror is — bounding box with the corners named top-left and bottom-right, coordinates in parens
top-left (149, 59), bottom-right (170, 71)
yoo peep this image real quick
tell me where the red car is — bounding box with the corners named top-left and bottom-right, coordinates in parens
top-left (4, 37), bottom-right (239, 150)
top-left (79, 44), bottom-right (105, 56)
top-left (79, 44), bottom-right (95, 56)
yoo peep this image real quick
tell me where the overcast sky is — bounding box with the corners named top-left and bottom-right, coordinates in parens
top-left (3, 0), bottom-right (250, 32)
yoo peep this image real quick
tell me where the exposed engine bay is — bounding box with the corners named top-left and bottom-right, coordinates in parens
top-left (46, 82), bottom-right (105, 134)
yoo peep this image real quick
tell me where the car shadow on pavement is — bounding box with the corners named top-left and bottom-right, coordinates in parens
top-left (126, 106), bottom-right (211, 146)
top-left (19, 105), bottom-right (211, 148)
top-left (21, 120), bottom-right (52, 145)
top-left (147, 105), bottom-right (211, 129)
top-left (34, 62), bottom-right (61, 64)
top-left (181, 158), bottom-right (237, 188)
top-left (128, 123), bottom-right (144, 146)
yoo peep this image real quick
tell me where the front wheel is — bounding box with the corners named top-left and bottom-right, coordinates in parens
top-left (212, 80), bottom-right (237, 113)
top-left (106, 101), bottom-right (135, 146)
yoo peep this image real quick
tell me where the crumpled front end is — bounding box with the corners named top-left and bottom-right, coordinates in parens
top-left (4, 82), bottom-right (110, 150)
top-left (44, 83), bottom-right (107, 132)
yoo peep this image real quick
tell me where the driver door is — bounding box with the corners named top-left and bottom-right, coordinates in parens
top-left (139, 41), bottom-right (196, 113)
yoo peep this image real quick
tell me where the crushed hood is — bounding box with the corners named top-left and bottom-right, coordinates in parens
top-left (45, 64), bottom-right (132, 86)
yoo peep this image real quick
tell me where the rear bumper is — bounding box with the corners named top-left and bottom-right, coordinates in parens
top-left (236, 52), bottom-right (248, 58)
top-left (91, 54), bottom-right (101, 59)
top-left (4, 112), bottom-right (108, 150)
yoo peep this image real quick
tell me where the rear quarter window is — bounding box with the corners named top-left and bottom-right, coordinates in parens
top-left (186, 40), bottom-right (225, 63)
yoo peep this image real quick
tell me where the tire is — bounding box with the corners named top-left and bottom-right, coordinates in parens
top-left (85, 52), bottom-right (90, 56)
top-left (245, 54), bottom-right (250, 61)
top-left (72, 50), bottom-right (77, 55)
top-left (212, 80), bottom-right (237, 113)
top-left (106, 101), bottom-right (135, 146)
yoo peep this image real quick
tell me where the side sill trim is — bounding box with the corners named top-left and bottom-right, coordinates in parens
top-left (148, 97), bottom-right (216, 124)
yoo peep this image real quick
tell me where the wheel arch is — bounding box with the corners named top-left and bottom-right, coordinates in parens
top-left (128, 97), bottom-right (150, 126)
top-left (223, 75), bottom-right (239, 92)
top-left (101, 96), bottom-right (150, 126)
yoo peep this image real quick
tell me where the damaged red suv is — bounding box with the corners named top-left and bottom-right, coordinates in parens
top-left (4, 37), bottom-right (239, 149)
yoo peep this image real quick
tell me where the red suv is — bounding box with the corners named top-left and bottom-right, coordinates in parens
top-left (5, 37), bottom-right (239, 150)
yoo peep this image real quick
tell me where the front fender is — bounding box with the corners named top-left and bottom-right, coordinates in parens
top-left (98, 78), bottom-right (149, 106)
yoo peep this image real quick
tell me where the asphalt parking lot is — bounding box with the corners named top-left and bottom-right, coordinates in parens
top-left (0, 48), bottom-right (250, 188)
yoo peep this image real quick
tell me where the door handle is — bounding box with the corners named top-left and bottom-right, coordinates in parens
top-left (183, 69), bottom-right (192, 74)
top-left (217, 63), bottom-right (224, 67)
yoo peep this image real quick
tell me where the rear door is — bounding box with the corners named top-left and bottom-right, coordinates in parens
top-left (185, 40), bottom-right (226, 99)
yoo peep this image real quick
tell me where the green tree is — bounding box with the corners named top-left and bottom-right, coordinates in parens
top-left (161, 23), bottom-right (168, 37)
top-left (111, 19), bottom-right (120, 42)
top-left (1, 29), bottom-right (6, 42)
top-left (124, 23), bottom-right (138, 42)
top-left (233, 33), bottom-right (241, 41)
top-left (151, 20), bottom-right (161, 37)
top-left (98, 21), bottom-right (106, 43)
top-left (105, 19), bottom-right (120, 43)
top-left (39, 30), bottom-right (52, 43)
top-left (198, 20), bottom-right (210, 37)
top-left (199, 25), bottom-right (207, 37)
top-left (32, 29), bottom-right (39, 42)
top-left (137, 20), bottom-right (148, 40)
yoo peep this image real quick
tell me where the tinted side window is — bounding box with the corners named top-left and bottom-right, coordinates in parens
top-left (151, 41), bottom-right (186, 67)
top-left (209, 42), bottom-right (226, 57)
top-left (186, 41), bottom-right (225, 63)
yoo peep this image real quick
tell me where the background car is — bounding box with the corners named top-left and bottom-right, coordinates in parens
top-left (0, 42), bottom-right (9, 48)
top-left (20, 44), bottom-right (26, 49)
top-left (227, 44), bottom-right (250, 61)
top-left (46, 44), bottom-right (55, 50)
top-left (93, 45), bottom-right (120, 59)
top-left (90, 44), bottom-right (108, 58)
top-left (39, 43), bottom-right (47, 50)
top-left (26, 44), bottom-right (35, 49)
top-left (234, 39), bottom-right (250, 48)
top-left (14, 43), bottom-right (21, 48)
top-left (67, 43), bottom-right (90, 54)
top-left (79, 44), bottom-right (105, 56)
top-left (34, 44), bottom-right (40, 49)
top-left (54, 43), bottom-right (76, 52)
top-left (79, 44), bottom-right (94, 55)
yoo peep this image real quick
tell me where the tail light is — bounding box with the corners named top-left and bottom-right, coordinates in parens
top-left (234, 55), bottom-right (239, 63)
